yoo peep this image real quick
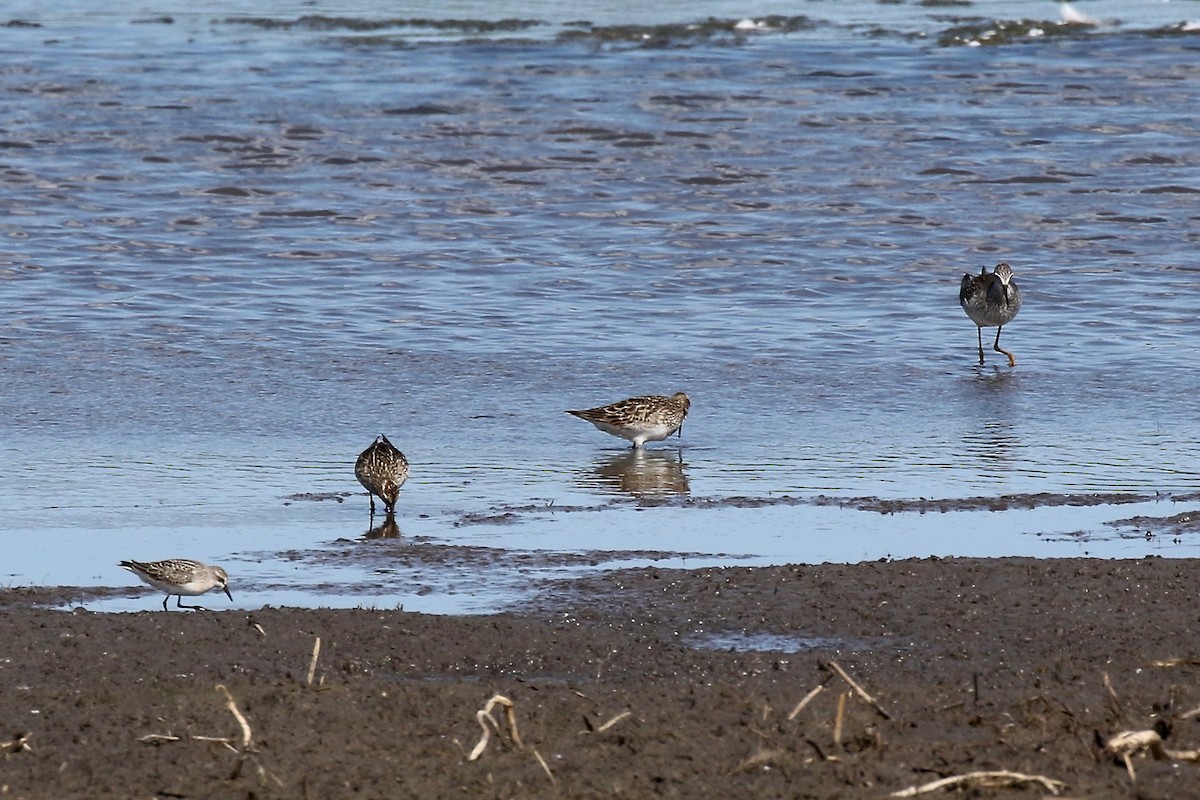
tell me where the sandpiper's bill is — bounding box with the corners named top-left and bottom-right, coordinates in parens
top-left (355, 434), bottom-right (409, 516)
top-left (119, 559), bottom-right (232, 611)
top-left (566, 392), bottom-right (690, 448)
top-left (960, 262), bottom-right (1022, 366)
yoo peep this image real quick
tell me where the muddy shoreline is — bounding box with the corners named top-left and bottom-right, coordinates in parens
top-left (3, 557), bottom-right (1200, 798)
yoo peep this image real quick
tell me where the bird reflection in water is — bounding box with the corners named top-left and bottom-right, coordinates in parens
top-left (960, 365), bottom-right (1020, 469)
top-left (962, 420), bottom-right (1020, 471)
top-left (585, 449), bottom-right (690, 498)
top-left (364, 513), bottom-right (401, 540)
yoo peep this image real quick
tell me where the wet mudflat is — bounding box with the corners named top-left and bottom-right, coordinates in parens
top-left (3, 556), bottom-right (1199, 799)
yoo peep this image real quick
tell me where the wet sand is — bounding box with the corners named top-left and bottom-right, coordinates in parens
top-left (3, 557), bottom-right (1200, 799)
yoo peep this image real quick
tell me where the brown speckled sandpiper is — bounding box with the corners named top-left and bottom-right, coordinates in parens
top-left (566, 392), bottom-right (690, 448)
top-left (354, 434), bottom-right (409, 516)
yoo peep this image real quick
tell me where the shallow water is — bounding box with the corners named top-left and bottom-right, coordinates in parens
top-left (2, 1), bottom-right (1200, 612)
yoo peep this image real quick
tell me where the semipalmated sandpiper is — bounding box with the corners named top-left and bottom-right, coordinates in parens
top-left (119, 559), bottom-right (232, 611)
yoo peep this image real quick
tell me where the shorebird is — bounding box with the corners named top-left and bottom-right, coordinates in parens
top-left (354, 434), bottom-right (409, 516)
top-left (566, 392), bottom-right (690, 448)
top-left (960, 262), bottom-right (1022, 366)
top-left (119, 559), bottom-right (232, 611)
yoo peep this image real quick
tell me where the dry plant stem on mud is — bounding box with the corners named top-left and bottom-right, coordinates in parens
top-left (1101, 725), bottom-right (1177, 782)
top-left (2, 732), bottom-right (32, 754)
top-left (1152, 658), bottom-right (1200, 668)
top-left (832, 691), bottom-right (847, 751)
top-left (1102, 671), bottom-right (1123, 717)
top-left (137, 733), bottom-right (237, 749)
top-left (888, 770), bottom-right (1067, 797)
top-left (787, 681), bottom-right (828, 721)
top-left (467, 694), bottom-right (555, 784)
top-left (584, 710), bottom-right (632, 734)
top-left (823, 660), bottom-right (892, 720)
top-left (530, 748), bottom-right (556, 785)
top-left (307, 636), bottom-right (321, 687)
top-left (216, 684), bottom-right (282, 788)
top-left (469, 694), bottom-right (522, 761)
top-left (135, 685), bottom-right (281, 787)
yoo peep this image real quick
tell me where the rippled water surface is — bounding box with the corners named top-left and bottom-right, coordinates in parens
top-left (3, 0), bottom-right (1200, 611)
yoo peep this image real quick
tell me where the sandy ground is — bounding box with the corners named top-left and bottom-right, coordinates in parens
top-left (3, 556), bottom-right (1200, 799)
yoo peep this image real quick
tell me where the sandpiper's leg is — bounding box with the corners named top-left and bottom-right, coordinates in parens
top-left (976, 327), bottom-right (985, 365)
top-left (993, 326), bottom-right (1016, 367)
top-left (176, 595), bottom-right (205, 611)
top-left (162, 594), bottom-right (170, 611)
top-left (368, 494), bottom-right (376, 516)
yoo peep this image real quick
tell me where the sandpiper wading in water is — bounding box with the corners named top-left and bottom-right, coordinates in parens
top-left (354, 434), bottom-right (409, 516)
top-left (566, 392), bottom-right (691, 449)
top-left (960, 262), bottom-right (1022, 367)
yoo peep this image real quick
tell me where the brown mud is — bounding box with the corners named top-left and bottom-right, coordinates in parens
top-left (3, 557), bottom-right (1200, 799)
top-left (301, 489), bottom-right (1200, 526)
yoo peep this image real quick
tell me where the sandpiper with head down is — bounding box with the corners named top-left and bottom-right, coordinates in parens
top-left (960, 262), bottom-right (1022, 366)
top-left (119, 558), bottom-right (232, 611)
top-left (355, 434), bottom-right (409, 516)
top-left (566, 392), bottom-right (691, 448)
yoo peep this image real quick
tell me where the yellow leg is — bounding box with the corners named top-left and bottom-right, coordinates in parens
top-left (993, 326), bottom-right (1016, 367)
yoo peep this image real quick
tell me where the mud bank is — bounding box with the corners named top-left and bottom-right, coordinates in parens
top-left (2, 557), bottom-right (1199, 798)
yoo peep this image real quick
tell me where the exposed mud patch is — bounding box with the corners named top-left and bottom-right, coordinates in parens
top-left (3, 557), bottom-right (1199, 798)
top-left (804, 491), bottom-right (1195, 513)
top-left (1107, 507), bottom-right (1200, 538)
top-left (445, 491), bottom-right (1200, 523)
top-left (275, 538), bottom-right (717, 571)
top-left (281, 491), bottom-right (353, 503)
top-left (647, 490), bottom-right (1200, 514)
top-left (452, 500), bottom-right (620, 526)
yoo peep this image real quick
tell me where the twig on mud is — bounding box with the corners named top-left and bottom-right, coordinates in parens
top-left (1180, 703), bottom-right (1200, 721)
top-left (1, 732), bottom-right (32, 754)
top-left (1151, 657), bottom-right (1200, 668)
top-left (803, 738), bottom-right (838, 762)
top-left (216, 684), bottom-right (284, 788)
top-left (138, 732), bottom-right (237, 750)
top-left (467, 695), bottom-right (554, 784)
top-left (468, 695), bottom-right (522, 761)
top-left (1099, 722), bottom-right (1172, 782)
top-left (192, 735), bottom-right (239, 748)
top-left (833, 691), bottom-right (847, 751)
top-left (217, 684), bottom-right (253, 751)
top-left (1102, 671), bottom-right (1123, 718)
top-left (138, 733), bottom-right (182, 744)
top-left (1164, 746), bottom-right (1200, 763)
top-left (137, 687), bottom-right (281, 788)
top-left (307, 636), bottom-right (321, 687)
top-left (531, 747), bottom-right (556, 785)
top-left (822, 660), bottom-right (892, 720)
top-left (581, 710), bottom-right (632, 735)
top-left (888, 770), bottom-right (1066, 797)
top-left (787, 680), bottom-right (828, 721)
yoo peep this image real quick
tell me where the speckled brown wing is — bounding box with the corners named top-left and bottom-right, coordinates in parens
top-left (355, 434), bottom-right (409, 514)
